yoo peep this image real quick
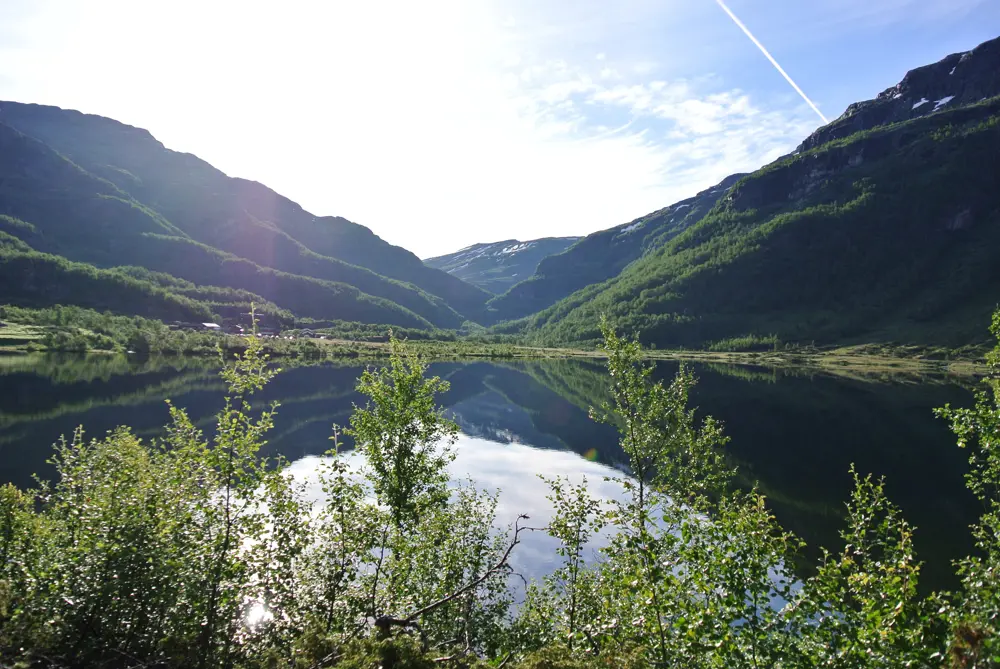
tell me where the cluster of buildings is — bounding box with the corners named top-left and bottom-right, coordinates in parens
top-left (167, 322), bottom-right (280, 337)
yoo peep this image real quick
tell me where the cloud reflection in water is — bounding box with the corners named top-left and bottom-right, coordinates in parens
top-left (285, 433), bottom-right (628, 583)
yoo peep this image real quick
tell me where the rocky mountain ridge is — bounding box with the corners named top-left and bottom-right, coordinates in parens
top-left (424, 237), bottom-right (580, 294)
top-left (800, 35), bottom-right (1000, 151)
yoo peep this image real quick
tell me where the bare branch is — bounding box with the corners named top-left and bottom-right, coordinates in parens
top-left (367, 524), bottom-right (391, 618)
top-left (402, 515), bottom-right (529, 624)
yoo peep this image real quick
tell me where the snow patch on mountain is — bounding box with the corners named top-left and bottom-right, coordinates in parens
top-left (933, 95), bottom-right (956, 111)
top-left (499, 242), bottom-right (534, 255)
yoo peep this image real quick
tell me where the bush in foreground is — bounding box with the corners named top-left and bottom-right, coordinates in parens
top-left (0, 313), bottom-right (998, 667)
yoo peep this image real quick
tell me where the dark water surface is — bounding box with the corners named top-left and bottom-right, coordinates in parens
top-left (0, 353), bottom-right (980, 590)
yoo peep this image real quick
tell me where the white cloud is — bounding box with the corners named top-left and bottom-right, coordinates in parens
top-left (0, 0), bottom-right (819, 257)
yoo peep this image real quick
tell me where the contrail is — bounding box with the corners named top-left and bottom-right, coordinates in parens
top-left (714, 0), bottom-right (829, 123)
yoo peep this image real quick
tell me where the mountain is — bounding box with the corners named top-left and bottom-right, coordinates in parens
top-left (484, 174), bottom-right (746, 324)
top-left (0, 102), bottom-right (491, 328)
top-left (798, 35), bottom-right (1000, 152)
top-left (506, 35), bottom-right (1000, 350)
top-left (424, 237), bottom-right (580, 294)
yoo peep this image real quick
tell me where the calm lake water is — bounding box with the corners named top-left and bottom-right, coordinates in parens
top-left (0, 353), bottom-right (981, 590)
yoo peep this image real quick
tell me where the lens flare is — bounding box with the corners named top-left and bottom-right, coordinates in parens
top-left (246, 602), bottom-right (273, 629)
top-left (583, 448), bottom-right (599, 461)
top-left (714, 0), bottom-right (829, 124)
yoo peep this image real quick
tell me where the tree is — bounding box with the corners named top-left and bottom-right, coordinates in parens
top-left (937, 308), bottom-right (1000, 666)
top-left (348, 333), bottom-right (458, 527)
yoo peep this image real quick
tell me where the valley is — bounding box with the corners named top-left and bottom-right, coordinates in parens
top-left (2, 25), bottom-right (1000, 668)
top-left (0, 38), bottom-right (997, 355)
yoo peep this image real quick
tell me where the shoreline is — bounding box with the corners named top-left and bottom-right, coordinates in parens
top-left (1, 335), bottom-right (989, 380)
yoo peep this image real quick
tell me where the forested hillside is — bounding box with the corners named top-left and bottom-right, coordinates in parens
top-left (3, 37), bottom-right (1000, 349)
top-left (424, 236), bottom-right (580, 293)
top-left (484, 174), bottom-right (745, 323)
top-left (0, 102), bottom-right (488, 328)
top-left (503, 36), bottom-right (1000, 350)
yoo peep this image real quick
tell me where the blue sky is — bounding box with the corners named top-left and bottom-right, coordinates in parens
top-left (1, 1), bottom-right (998, 257)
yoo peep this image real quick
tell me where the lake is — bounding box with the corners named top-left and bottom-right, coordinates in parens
top-left (0, 352), bottom-right (981, 591)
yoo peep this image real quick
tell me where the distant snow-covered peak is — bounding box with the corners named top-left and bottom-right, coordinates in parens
top-left (498, 242), bottom-right (534, 255)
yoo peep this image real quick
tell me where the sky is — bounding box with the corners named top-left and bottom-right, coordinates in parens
top-left (1, 1), bottom-right (999, 258)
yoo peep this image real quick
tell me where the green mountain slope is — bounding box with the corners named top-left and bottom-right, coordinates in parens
top-left (0, 102), bottom-right (492, 313)
top-left (0, 113), bottom-right (467, 328)
top-left (424, 237), bottom-right (581, 294)
top-left (520, 96), bottom-right (1000, 349)
top-left (484, 175), bottom-right (745, 324)
top-left (0, 231), bottom-right (212, 323)
top-left (492, 36), bottom-right (1000, 349)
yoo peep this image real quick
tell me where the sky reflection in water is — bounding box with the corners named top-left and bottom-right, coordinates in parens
top-left (285, 434), bottom-right (628, 583)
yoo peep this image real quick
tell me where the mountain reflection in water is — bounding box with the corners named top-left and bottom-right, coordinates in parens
top-left (0, 353), bottom-right (979, 590)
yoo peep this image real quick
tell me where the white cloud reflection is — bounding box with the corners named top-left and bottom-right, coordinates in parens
top-left (285, 434), bottom-right (627, 583)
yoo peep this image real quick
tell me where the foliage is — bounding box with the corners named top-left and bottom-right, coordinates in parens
top-left (299, 320), bottom-right (460, 342)
top-left (0, 240), bottom-right (217, 323)
top-left (936, 310), bottom-right (1000, 667)
top-left (348, 333), bottom-right (458, 526)
top-left (1, 304), bottom-right (216, 355)
top-left (707, 333), bottom-right (781, 352)
top-left (1, 312), bottom-right (999, 667)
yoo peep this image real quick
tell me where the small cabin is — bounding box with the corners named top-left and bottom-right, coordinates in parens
top-left (201, 323), bottom-right (222, 332)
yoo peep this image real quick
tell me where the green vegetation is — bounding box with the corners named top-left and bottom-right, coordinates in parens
top-left (118, 234), bottom-right (445, 328)
top-left (4, 88), bottom-right (1000, 353)
top-left (0, 311), bottom-right (998, 667)
top-left (0, 321), bottom-right (45, 348)
top-left (0, 103), bottom-right (489, 328)
top-left (0, 223), bottom-right (436, 329)
top-left (349, 337), bottom-right (459, 527)
top-left (0, 304), bottom-right (329, 361)
top-left (707, 333), bottom-right (780, 352)
top-left (0, 304), bottom-right (531, 362)
top-left (0, 305), bottom-right (221, 355)
top-left (5, 93), bottom-right (1000, 351)
top-left (510, 97), bottom-right (1000, 351)
top-left (483, 176), bottom-right (744, 324)
top-left (297, 321), bottom-right (460, 342)
top-left (0, 237), bottom-right (214, 324)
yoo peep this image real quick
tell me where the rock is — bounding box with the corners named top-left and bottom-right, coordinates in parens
top-left (798, 36), bottom-right (1000, 152)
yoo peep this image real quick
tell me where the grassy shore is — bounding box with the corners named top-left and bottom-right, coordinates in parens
top-left (0, 322), bottom-right (45, 348)
top-left (647, 349), bottom-right (987, 381)
top-left (311, 337), bottom-right (990, 378)
top-left (0, 321), bottom-right (988, 379)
